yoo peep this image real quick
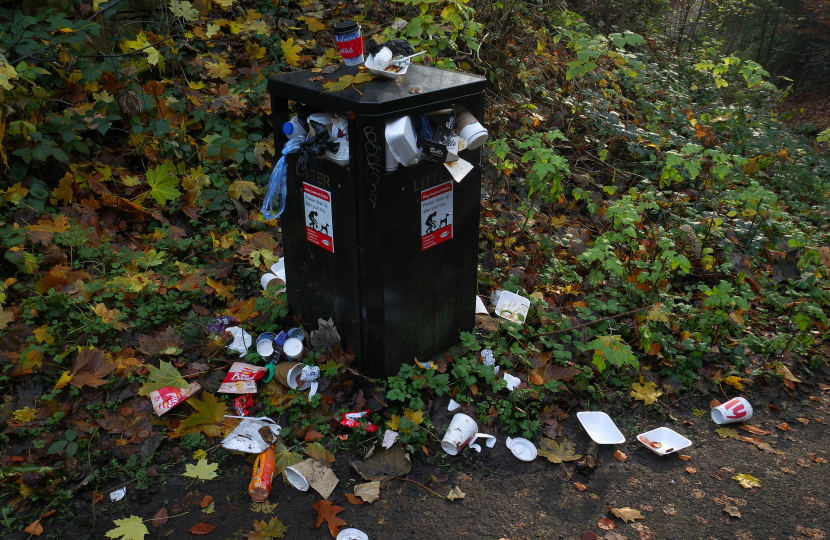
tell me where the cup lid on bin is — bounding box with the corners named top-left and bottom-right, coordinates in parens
top-left (333, 21), bottom-right (359, 34)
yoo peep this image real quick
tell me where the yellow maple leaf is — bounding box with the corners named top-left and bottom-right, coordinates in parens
top-left (403, 408), bottom-right (424, 425)
top-left (3, 182), bottom-right (29, 205)
top-left (23, 349), bottom-right (44, 370)
top-left (34, 325), bottom-right (54, 344)
top-left (54, 370), bottom-right (74, 391)
top-left (386, 415), bottom-right (401, 430)
top-left (92, 303), bottom-right (128, 330)
top-left (214, 0), bottom-right (233, 7)
top-left (205, 23), bottom-right (220, 39)
top-left (228, 180), bottom-right (259, 202)
top-left (630, 378), bottom-right (662, 406)
top-left (303, 17), bottom-right (326, 32)
top-left (206, 276), bottom-right (235, 301)
top-left (12, 407), bottom-right (38, 423)
top-left (282, 38), bottom-right (303, 66)
top-left (0, 306), bottom-right (15, 330)
top-left (53, 172), bottom-right (75, 204)
top-left (722, 375), bottom-right (745, 391)
top-left (205, 59), bottom-right (232, 79)
top-left (246, 41), bottom-right (266, 60)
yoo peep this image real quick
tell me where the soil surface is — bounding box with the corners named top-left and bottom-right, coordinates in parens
top-left (12, 381), bottom-right (830, 540)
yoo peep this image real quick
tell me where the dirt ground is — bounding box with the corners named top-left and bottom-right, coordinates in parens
top-left (14, 378), bottom-right (830, 540)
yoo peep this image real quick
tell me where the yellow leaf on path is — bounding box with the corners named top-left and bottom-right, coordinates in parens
top-left (54, 370), bottom-right (74, 391)
top-left (732, 473), bottom-right (761, 489)
top-left (170, 392), bottom-right (228, 438)
top-left (192, 449), bottom-right (207, 460)
top-left (386, 415), bottom-right (400, 430)
top-left (282, 38), bottom-right (303, 66)
top-left (33, 325), bottom-right (54, 344)
top-left (715, 427), bottom-right (742, 440)
top-left (630, 379), bottom-right (662, 405)
top-left (245, 41), bottom-right (266, 59)
top-left (182, 459), bottom-right (219, 480)
top-left (12, 407), bottom-right (38, 423)
top-left (775, 365), bottom-right (801, 383)
top-left (205, 59), bottom-right (232, 79)
top-left (537, 438), bottom-right (582, 463)
top-left (611, 507), bottom-right (644, 523)
top-left (228, 180), bottom-right (259, 202)
top-left (303, 16), bottom-right (326, 32)
top-left (105, 515), bottom-right (149, 540)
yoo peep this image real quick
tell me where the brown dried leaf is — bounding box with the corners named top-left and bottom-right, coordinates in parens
top-left (150, 508), bottom-right (168, 528)
top-left (738, 425), bottom-right (770, 436)
top-left (313, 500), bottom-right (346, 537)
top-left (201, 495), bottom-right (212, 508)
top-left (614, 450), bottom-right (628, 463)
top-left (189, 523), bottom-right (216, 535)
top-left (610, 507), bottom-right (644, 523)
top-left (796, 417), bottom-right (809, 425)
top-left (344, 493), bottom-right (364, 505)
top-left (574, 482), bottom-right (587, 491)
top-left (598, 518), bottom-right (615, 530)
top-left (686, 467), bottom-right (697, 474)
top-left (776, 422), bottom-right (790, 431)
top-left (678, 454), bottom-right (692, 461)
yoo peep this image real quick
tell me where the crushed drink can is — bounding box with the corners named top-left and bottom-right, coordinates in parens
top-left (249, 445), bottom-right (276, 502)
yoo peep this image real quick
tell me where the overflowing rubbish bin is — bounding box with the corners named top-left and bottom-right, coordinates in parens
top-left (267, 64), bottom-right (486, 377)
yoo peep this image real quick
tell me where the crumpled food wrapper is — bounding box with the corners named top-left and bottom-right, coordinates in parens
top-left (150, 382), bottom-right (201, 416)
top-left (218, 362), bottom-right (267, 394)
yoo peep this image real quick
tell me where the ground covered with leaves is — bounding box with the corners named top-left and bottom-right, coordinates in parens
top-left (1, 0), bottom-right (830, 539)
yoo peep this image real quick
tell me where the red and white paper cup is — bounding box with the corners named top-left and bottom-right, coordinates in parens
top-left (441, 413), bottom-right (496, 455)
top-left (711, 397), bottom-right (753, 424)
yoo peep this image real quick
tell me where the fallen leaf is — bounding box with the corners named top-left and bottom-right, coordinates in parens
top-left (810, 454), bottom-right (827, 464)
top-left (244, 516), bottom-right (289, 539)
top-left (537, 438), bottom-right (582, 464)
top-left (598, 518), bottom-right (615, 530)
top-left (322, 72), bottom-right (374, 93)
top-left (170, 393), bottom-right (228, 438)
top-left (732, 473), bottom-right (761, 489)
top-left (138, 360), bottom-right (188, 396)
top-left (105, 515), bottom-right (149, 540)
top-left (201, 495), bottom-right (213, 508)
top-left (686, 467), bottom-right (697, 474)
top-left (67, 347), bottom-right (117, 388)
top-left (797, 459), bottom-right (811, 468)
top-left (251, 502), bottom-right (279, 513)
top-left (150, 508), bottom-right (168, 528)
top-left (24, 520), bottom-right (43, 536)
top-left (345, 493), bottom-right (364, 505)
top-left (304, 430), bottom-right (323, 442)
top-left (610, 507), bottom-right (644, 523)
top-left (738, 425), bottom-right (770, 435)
top-left (529, 373), bottom-right (545, 385)
top-left (351, 444), bottom-right (411, 486)
top-left (723, 505), bottom-right (741, 518)
top-left (630, 380), bottom-right (662, 405)
top-left (604, 533), bottom-right (628, 540)
top-left (182, 459), bottom-right (219, 480)
top-left (189, 523), bottom-right (215, 535)
top-left (678, 454), bottom-right (692, 461)
top-left (775, 422), bottom-right (790, 431)
top-left (273, 443), bottom-right (303, 480)
top-left (354, 481), bottom-right (380, 503)
top-left (709, 399), bottom-right (721, 409)
top-left (818, 383), bottom-right (829, 391)
top-left (447, 486), bottom-right (465, 501)
top-left (313, 500), bottom-right (346, 537)
top-left (305, 442), bottom-right (335, 467)
top-left (776, 365), bottom-right (801, 383)
top-left (722, 376), bottom-right (745, 391)
top-left (614, 450), bottom-right (628, 463)
top-left (796, 417), bottom-right (809, 425)
top-left (574, 482), bottom-right (587, 491)
top-left (308, 76), bottom-right (324, 82)
top-left (580, 532), bottom-right (598, 540)
top-left (715, 427), bottom-right (742, 440)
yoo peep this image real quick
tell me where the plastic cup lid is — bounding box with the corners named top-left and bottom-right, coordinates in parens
top-left (337, 529), bottom-right (369, 540)
top-left (283, 338), bottom-right (303, 357)
top-left (333, 21), bottom-right (359, 34)
top-left (506, 437), bottom-right (537, 461)
top-left (459, 123), bottom-right (488, 149)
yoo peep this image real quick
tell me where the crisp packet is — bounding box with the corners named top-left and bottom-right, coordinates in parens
top-left (340, 410), bottom-right (379, 433)
top-left (218, 362), bottom-right (267, 394)
top-left (150, 382), bottom-right (201, 416)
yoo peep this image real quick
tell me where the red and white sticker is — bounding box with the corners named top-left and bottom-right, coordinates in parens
top-left (421, 181), bottom-right (453, 251)
top-left (303, 183), bottom-right (334, 253)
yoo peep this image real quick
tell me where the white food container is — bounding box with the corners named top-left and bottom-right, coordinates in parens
top-left (385, 116), bottom-right (419, 167)
top-left (577, 411), bottom-right (626, 444)
top-left (638, 427), bottom-right (692, 455)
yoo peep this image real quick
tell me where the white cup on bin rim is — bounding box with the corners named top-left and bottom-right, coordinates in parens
top-left (441, 413), bottom-right (496, 455)
top-left (711, 397), bottom-right (753, 424)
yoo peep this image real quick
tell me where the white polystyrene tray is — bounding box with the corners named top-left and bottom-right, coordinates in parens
top-left (577, 411), bottom-right (626, 444)
top-left (638, 427), bottom-right (691, 455)
top-left (385, 116), bottom-right (418, 166)
top-left (365, 54), bottom-right (409, 79)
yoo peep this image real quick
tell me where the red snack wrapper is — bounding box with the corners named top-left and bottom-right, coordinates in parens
top-left (249, 446), bottom-right (276, 502)
top-left (235, 394), bottom-right (254, 416)
top-left (340, 410), bottom-right (379, 432)
top-left (218, 362), bottom-right (267, 394)
top-left (150, 382), bottom-right (201, 416)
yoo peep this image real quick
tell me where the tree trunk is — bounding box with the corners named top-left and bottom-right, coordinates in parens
top-left (756, 8), bottom-right (770, 63)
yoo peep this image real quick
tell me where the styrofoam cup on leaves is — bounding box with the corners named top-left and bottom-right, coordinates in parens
top-left (711, 397), bottom-right (753, 424)
top-left (441, 413), bottom-right (496, 455)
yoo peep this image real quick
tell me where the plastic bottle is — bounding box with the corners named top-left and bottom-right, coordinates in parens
top-left (282, 116), bottom-right (307, 139)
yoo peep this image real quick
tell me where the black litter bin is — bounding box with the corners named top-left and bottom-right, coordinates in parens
top-left (268, 64), bottom-right (486, 377)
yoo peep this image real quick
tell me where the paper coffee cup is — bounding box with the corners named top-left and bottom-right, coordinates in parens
top-left (455, 106), bottom-right (488, 150)
top-left (286, 458), bottom-right (339, 499)
top-left (711, 397), bottom-right (753, 424)
top-left (261, 272), bottom-right (284, 291)
top-left (441, 413), bottom-right (496, 455)
top-left (274, 361), bottom-right (301, 389)
top-left (333, 21), bottom-right (364, 66)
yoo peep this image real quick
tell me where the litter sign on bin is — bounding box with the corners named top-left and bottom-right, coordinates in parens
top-left (421, 181), bottom-right (453, 251)
top-left (303, 183), bottom-right (334, 253)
